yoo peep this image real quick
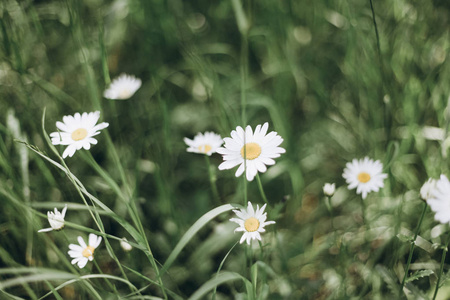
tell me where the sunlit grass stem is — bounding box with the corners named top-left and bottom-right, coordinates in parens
top-left (399, 202), bottom-right (427, 294)
top-left (232, 0), bottom-right (250, 207)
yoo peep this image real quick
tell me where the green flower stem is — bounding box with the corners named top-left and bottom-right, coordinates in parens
top-left (325, 196), bottom-right (335, 231)
top-left (212, 242), bottom-right (238, 300)
top-left (239, 6), bottom-right (248, 207)
top-left (256, 173), bottom-right (269, 205)
top-left (93, 259), bottom-right (116, 293)
top-left (432, 235), bottom-right (450, 300)
top-left (399, 202), bottom-right (427, 294)
top-left (243, 167), bottom-right (248, 206)
top-left (360, 196), bottom-right (366, 225)
top-left (204, 155), bottom-right (220, 204)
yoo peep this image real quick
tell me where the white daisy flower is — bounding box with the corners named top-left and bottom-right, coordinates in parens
top-left (342, 157), bottom-right (387, 199)
top-left (49, 111), bottom-right (109, 158)
top-left (428, 175), bottom-right (450, 224)
top-left (323, 183), bottom-right (336, 197)
top-left (38, 204), bottom-right (67, 233)
top-left (183, 131), bottom-right (223, 156)
top-left (216, 122), bottom-right (285, 181)
top-left (230, 201), bottom-right (276, 245)
top-left (420, 178), bottom-right (437, 202)
top-left (120, 238), bottom-right (133, 252)
top-left (103, 73), bottom-right (142, 100)
top-left (68, 233), bottom-right (102, 269)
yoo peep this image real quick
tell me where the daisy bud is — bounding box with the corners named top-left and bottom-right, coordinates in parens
top-left (323, 183), bottom-right (336, 197)
top-left (120, 238), bottom-right (133, 252)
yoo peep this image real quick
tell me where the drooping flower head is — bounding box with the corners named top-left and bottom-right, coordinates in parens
top-left (68, 233), bottom-right (102, 269)
top-left (323, 183), bottom-right (336, 197)
top-left (217, 122), bottom-right (285, 181)
top-left (103, 73), bottom-right (142, 100)
top-left (428, 175), bottom-right (450, 224)
top-left (420, 178), bottom-right (437, 202)
top-left (342, 157), bottom-right (387, 199)
top-left (230, 202), bottom-right (276, 244)
top-left (183, 132), bottom-right (223, 156)
top-left (38, 204), bottom-right (67, 233)
top-left (50, 111), bottom-right (109, 158)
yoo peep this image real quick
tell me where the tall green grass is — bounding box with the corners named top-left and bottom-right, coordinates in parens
top-left (1, 0), bottom-right (450, 299)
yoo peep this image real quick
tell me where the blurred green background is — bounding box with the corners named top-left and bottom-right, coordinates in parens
top-left (1, 0), bottom-right (450, 299)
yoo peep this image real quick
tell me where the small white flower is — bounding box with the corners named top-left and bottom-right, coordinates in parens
top-left (323, 183), bottom-right (336, 197)
top-left (183, 132), bottom-right (223, 156)
top-left (68, 234), bottom-right (102, 269)
top-left (103, 73), bottom-right (142, 100)
top-left (342, 157), bottom-right (387, 199)
top-left (230, 202), bottom-right (276, 245)
top-left (38, 204), bottom-right (67, 233)
top-left (420, 178), bottom-right (437, 202)
top-left (217, 122), bottom-right (285, 181)
top-left (120, 238), bottom-right (133, 252)
top-left (428, 175), bottom-right (450, 224)
top-left (49, 111), bottom-right (109, 158)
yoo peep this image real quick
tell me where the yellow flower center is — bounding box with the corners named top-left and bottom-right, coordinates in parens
top-left (198, 144), bottom-right (212, 153)
top-left (82, 246), bottom-right (95, 258)
top-left (357, 172), bottom-right (371, 183)
top-left (240, 143), bottom-right (261, 160)
top-left (119, 88), bottom-right (131, 99)
top-left (244, 217), bottom-right (260, 232)
top-left (71, 128), bottom-right (88, 141)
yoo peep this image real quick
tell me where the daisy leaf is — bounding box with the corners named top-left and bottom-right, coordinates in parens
top-left (161, 204), bottom-right (237, 275)
top-left (405, 270), bottom-right (434, 283)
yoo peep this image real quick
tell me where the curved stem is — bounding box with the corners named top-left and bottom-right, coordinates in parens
top-left (93, 260), bottom-right (116, 293)
top-left (204, 155), bottom-right (220, 204)
top-left (432, 235), bottom-right (450, 300)
top-left (256, 174), bottom-right (269, 205)
top-left (399, 202), bottom-right (427, 294)
top-left (212, 242), bottom-right (238, 300)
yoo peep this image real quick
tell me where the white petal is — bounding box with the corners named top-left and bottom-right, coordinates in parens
top-left (77, 258), bottom-right (88, 268)
top-left (78, 236), bottom-right (87, 249)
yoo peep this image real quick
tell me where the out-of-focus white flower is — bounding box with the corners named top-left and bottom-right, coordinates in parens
top-left (342, 157), bottom-right (387, 199)
top-left (120, 238), bottom-right (132, 252)
top-left (420, 178), bottom-right (437, 202)
top-left (103, 73), bottom-right (142, 100)
top-left (428, 175), bottom-right (450, 224)
top-left (68, 234), bottom-right (102, 268)
top-left (38, 204), bottom-right (67, 232)
top-left (50, 111), bottom-right (109, 158)
top-left (230, 202), bottom-right (275, 245)
top-left (183, 132), bottom-right (223, 156)
top-left (323, 183), bottom-right (336, 197)
top-left (217, 122), bottom-right (285, 181)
